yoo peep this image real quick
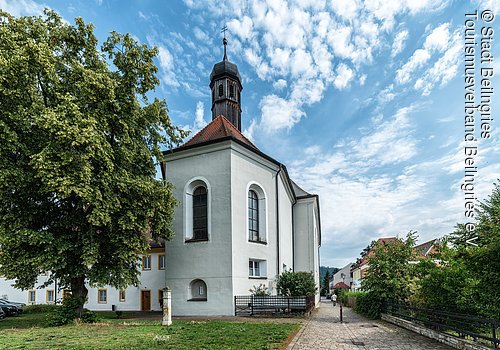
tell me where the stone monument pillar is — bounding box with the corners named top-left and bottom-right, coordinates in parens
top-left (162, 287), bottom-right (172, 326)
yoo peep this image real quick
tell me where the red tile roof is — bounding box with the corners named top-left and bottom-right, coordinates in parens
top-left (333, 282), bottom-right (350, 289)
top-left (179, 115), bottom-right (258, 150)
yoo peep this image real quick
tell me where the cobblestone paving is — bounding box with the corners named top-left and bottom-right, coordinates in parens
top-left (288, 300), bottom-right (453, 350)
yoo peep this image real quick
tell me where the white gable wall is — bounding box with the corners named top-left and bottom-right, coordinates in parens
top-left (164, 142), bottom-right (234, 316)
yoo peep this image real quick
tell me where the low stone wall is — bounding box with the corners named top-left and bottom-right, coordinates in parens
top-left (381, 314), bottom-right (491, 350)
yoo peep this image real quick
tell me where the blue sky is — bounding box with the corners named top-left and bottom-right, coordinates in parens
top-left (3, 0), bottom-right (499, 268)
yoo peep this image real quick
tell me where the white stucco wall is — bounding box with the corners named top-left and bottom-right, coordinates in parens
top-left (293, 197), bottom-right (321, 304)
top-left (164, 143), bottom-right (234, 316)
top-left (230, 146), bottom-right (279, 299)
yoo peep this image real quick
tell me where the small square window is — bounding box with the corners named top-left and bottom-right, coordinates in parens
top-left (158, 254), bottom-right (165, 270)
top-left (98, 289), bottom-right (107, 304)
top-left (28, 290), bottom-right (36, 304)
top-left (46, 290), bottom-right (54, 304)
top-left (142, 255), bottom-right (151, 270)
top-left (249, 260), bottom-right (265, 277)
top-left (119, 290), bottom-right (126, 302)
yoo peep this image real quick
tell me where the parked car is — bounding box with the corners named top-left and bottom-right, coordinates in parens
top-left (0, 300), bottom-right (21, 316)
top-left (0, 299), bottom-right (25, 307)
top-left (0, 299), bottom-right (24, 313)
top-left (0, 307), bottom-right (5, 321)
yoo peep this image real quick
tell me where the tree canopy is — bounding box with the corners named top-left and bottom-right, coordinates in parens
top-left (361, 231), bottom-right (417, 302)
top-left (0, 10), bottom-right (186, 311)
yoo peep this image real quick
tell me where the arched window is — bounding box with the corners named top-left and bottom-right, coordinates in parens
top-left (248, 190), bottom-right (259, 241)
top-left (247, 183), bottom-right (267, 243)
top-left (193, 186), bottom-right (207, 240)
top-left (189, 279), bottom-right (207, 301)
top-left (218, 83), bottom-right (223, 97)
top-left (229, 84), bottom-right (234, 98)
top-left (184, 178), bottom-right (211, 242)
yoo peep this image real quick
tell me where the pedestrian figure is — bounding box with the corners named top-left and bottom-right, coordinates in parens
top-left (331, 293), bottom-right (337, 306)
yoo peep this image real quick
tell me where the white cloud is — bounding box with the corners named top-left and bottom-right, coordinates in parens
top-left (243, 118), bottom-right (257, 142)
top-left (330, 0), bottom-right (360, 20)
top-left (333, 63), bottom-right (354, 89)
top-left (193, 27), bottom-right (209, 42)
top-left (391, 29), bottom-right (409, 57)
top-left (474, 0), bottom-right (500, 14)
top-left (227, 15), bottom-right (254, 40)
top-left (259, 95), bottom-right (305, 133)
top-left (353, 106), bottom-right (417, 166)
top-left (157, 46), bottom-right (180, 87)
top-left (194, 101), bottom-right (207, 129)
top-left (359, 74), bottom-right (367, 85)
top-left (273, 79), bottom-right (287, 90)
top-left (414, 29), bottom-right (461, 95)
top-left (0, 0), bottom-right (46, 16)
top-left (396, 23), bottom-right (452, 85)
top-left (423, 23), bottom-right (449, 52)
top-left (396, 49), bottom-right (431, 84)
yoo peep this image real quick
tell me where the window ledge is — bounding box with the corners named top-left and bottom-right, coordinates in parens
top-left (248, 240), bottom-right (267, 245)
top-left (187, 298), bottom-right (207, 302)
top-left (185, 238), bottom-right (209, 243)
top-left (249, 276), bottom-right (267, 280)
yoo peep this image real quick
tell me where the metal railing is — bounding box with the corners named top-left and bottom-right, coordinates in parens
top-left (385, 302), bottom-right (500, 349)
top-left (234, 295), bottom-right (315, 316)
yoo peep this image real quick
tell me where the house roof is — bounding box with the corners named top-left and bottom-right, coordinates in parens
top-left (358, 237), bottom-right (398, 267)
top-left (291, 180), bottom-right (311, 198)
top-left (333, 282), bottom-right (350, 289)
top-left (414, 239), bottom-right (437, 257)
top-left (179, 115), bottom-right (257, 150)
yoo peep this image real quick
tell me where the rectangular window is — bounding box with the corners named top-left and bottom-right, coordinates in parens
top-left (158, 254), bottom-right (166, 270)
top-left (249, 260), bottom-right (265, 277)
top-left (28, 290), bottom-right (36, 304)
top-left (119, 290), bottom-right (126, 302)
top-left (98, 289), bottom-right (107, 304)
top-left (158, 290), bottom-right (163, 306)
top-left (46, 290), bottom-right (54, 304)
top-left (142, 255), bottom-right (151, 270)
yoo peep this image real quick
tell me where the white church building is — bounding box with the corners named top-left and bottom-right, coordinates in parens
top-left (0, 39), bottom-right (321, 316)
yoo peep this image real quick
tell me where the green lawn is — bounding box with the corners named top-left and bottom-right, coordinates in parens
top-left (0, 312), bottom-right (301, 350)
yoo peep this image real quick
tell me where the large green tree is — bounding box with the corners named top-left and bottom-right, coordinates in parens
top-left (444, 181), bottom-right (500, 318)
top-left (0, 10), bottom-right (186, 314)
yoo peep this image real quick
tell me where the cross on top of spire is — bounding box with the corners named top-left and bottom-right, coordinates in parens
top-left (221, 25), bottom-right (228, 61)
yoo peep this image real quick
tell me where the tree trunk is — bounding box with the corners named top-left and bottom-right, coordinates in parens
top-left (70, 276), bottom-right (88, 318)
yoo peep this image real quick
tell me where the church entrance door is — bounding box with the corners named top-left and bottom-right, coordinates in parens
top-left (141, 290), bottom-right (151, 311)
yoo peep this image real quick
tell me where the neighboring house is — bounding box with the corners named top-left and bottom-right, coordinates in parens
top-left (330, 262), bottom-right (355, 291)
top-left (0, 242), bottom-right (166, 311)
top-left (413, 239), bottom-right (437, 258)
top-left (350, 237), bottom-right (438, 291)
top-left (0, 39), bottom-right (321, 315)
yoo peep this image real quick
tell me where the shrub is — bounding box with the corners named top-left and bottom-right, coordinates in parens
top-left (23, 304), bottom-right (59, 314)
top-left (81, 309), bottom-right (99, 323)
top-left (338, 291), bottom-right (365, 307)
top-left (249, 284), bottom-right (270, 296)
top-left (354, 292), bottom-right (384, 319)
top-left (49, 297), bottom-right (80, 326)
top-left (276, 271), bottom-right (317, 297)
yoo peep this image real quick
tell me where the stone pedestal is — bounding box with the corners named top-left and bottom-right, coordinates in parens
top-left (162, 287), bottom-right (172, 326)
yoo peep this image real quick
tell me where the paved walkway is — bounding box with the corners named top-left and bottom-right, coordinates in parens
top-left (288, 300), bottom-right (453, 350)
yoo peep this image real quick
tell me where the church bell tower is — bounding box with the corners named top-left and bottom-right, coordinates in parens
top-left (210, 33), bottom-right (243, 130)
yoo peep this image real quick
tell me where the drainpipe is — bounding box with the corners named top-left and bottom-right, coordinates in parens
top-left (275, 166), bottom-right (282, 277)
top-left (291, 201), bottom-right (295, 272)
